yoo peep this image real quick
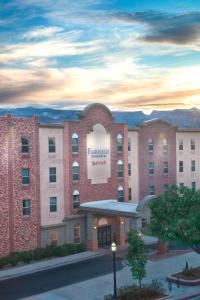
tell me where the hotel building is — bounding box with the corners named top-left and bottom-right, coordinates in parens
top-left (0, 103), bottom-right (199, 257)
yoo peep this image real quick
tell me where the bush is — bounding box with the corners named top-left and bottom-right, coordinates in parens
top-left (32, 248), bottom-right (45, 261)
top-left (19, 251), bottom-right (33, 264)
top-left (0, 242), bottom-right (86, 269)
top-left (7, 252), bottom-right (19, 266)
top-left (104, 282), bottom-right (166, 300)
top-left (147, 279), bottom-right (165, 294)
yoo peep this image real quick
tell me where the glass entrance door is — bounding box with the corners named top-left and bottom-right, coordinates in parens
top-left (97, 225), bottom-right (111, 248)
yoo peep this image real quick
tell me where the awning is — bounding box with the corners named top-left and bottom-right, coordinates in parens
top-left (80, 199), bottom-right (139, 217)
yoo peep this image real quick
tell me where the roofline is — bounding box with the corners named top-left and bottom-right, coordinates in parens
top-left (39, 123), bottom-right (64, 128)
top-left (177, 128), bottom-right (200, 132)
top-left (80, 103), bottom-right (113, 119)
top-left (138, 118), bottom-right (177, 129)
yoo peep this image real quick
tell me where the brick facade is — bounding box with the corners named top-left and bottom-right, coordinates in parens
top-left (138, 120), bottom-right (177, 200)
top-left (64, 103), bottom-right (129, 217)
top-left (0, 115), bottom-right (40, 257)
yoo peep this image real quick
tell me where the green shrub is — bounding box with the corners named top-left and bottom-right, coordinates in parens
top-left (7, 252), bottom-right (19, 266)
top-left (19, 251), bottom-right (33, 264)
top-left (32, 247), bottom-right (45, 260)
top-left (0, 257), bottom-right (8, 269)
top-left (77, 243), bottom-right (86, 252)
top-left (0, 242), bottom-right (86, 268)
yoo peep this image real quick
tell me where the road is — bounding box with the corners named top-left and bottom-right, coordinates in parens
top-left (0, 255), bottom-right (124, 300)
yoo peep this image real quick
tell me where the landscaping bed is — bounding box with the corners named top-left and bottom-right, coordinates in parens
top-left (104, 282), bottom-right (168, 300)
top-left (167, 266), bottom-right (200, 286)
top-left (175, 266), bottom-right (200, 280)
top-left (0, 243), bottom-right (86, 270)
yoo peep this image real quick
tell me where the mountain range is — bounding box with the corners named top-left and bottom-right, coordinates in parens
top-left (1, 106), bottom-right (200, 128)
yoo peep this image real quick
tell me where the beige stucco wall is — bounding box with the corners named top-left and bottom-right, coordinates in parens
top-left (39, 127), bottom-right (65, 226)
top-left (128, 131), bottom-right (139, 202)
top-left (176, 131), bottom-right (200, 190)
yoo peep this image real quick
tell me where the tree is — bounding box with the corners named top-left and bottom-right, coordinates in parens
top-left (149, 184), bottom-right (200, 254)
top-left (128, 231), bottom-right (148, 288)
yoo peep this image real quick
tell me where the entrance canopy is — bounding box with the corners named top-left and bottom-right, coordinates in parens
top-left (80, 200), bottom-right (139, 217)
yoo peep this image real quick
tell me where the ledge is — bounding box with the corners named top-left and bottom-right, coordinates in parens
top-left (167, 275), bottom-right (200, 286)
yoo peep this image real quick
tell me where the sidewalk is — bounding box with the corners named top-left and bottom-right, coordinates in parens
top-left (0, 251), bottom-right (101, 282)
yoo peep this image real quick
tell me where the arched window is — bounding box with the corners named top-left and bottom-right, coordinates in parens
top-left (74, 224), bottom-right (80, 243)
top-left (72, 162), bottom-right (79, 181)
top-left (117, 186), bottom-right (124, 202)
top-left (73, 190), bottom-right (80, 209)
top-left (22, 137), bottom-right (29, 153)
top-left (117, 134), bottom-right (123, 152)
top-left (72, 133), bottom-right (79, 153)
top-left (117, 160), bottom-right (123, 178)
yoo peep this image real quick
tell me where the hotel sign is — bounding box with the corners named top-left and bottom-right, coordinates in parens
top-left (87, 124), bottom-right (111, 184)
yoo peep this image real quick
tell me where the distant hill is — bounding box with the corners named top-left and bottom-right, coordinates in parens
top-left (0, 106), bottom-right (200, 128)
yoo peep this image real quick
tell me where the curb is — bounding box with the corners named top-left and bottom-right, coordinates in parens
top-left (0, 251), bottom-right (102, 282)
top-left (167, 275), bottom-right (200, 286)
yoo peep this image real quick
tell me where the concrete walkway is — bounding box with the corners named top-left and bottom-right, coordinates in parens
top-left (0, 251), bottom-right (100, 282)
top-left (22, 251), bottom-right (200, 300)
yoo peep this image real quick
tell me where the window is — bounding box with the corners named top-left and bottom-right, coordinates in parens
top-left (72, 133), bottom-right (79, 153)
top-left (73, 190), bottom-right (80, 209)
top-left (128, 138), bottom-right (131, 151)
top-left (49, 167), bottom-right (56, 183)
top-left (179, 139), bottom-right (183, 151)
top-left (48, 137), bottom-right (56, 153)
top-left (23, 199), bottom-right (30, 216)
top-left (163, 161), bottom-right (168, 176)
top-left (50, 197), bottom-right (57, 212)
top-left (74, 224), bottom-right (80, 243)
top-left (50, 231), bottom-right (57, 247)
top-left (22, 168), bottom-right (30, 184)
top-left (148, 162), bottom-right (154, 175)
top-left (22, 137), bottom-right (29, 153)
top-left (191, 160), bottom-right (195, 172)
top-left (117, 186), bottom-right (124, 202)
top-left (117, 160), bottom-right (123, 178)
top-left (142, 218), bottom-right (147, 228)
top-left (179, 161), bottom-right (183, 173)
top-left (72, 162), bottom-right (79, 181)
top-left (163, 139), bottom-right (168, 153)
top-left (149, 185), bottom-right (155, 195)
top-left (128, 163), bottom-right (131, 176)
top-left (117, 134), bottom-right (123, 152)
top-left (148, 139), bottom-right (154, 153)
top-left (192, 181), bottom-right (196, 192)
top-left (191, 139), bottom-right (195, 151)
top-left (128, 188), bottom-right (132, 201)
top-left (179, 182), bottom-right (184, 189)
top-left (163, 184), bottom-right (169, 193)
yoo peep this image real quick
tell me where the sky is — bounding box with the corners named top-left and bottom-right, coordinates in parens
top-left (0, 0), bottom-right (200, 112)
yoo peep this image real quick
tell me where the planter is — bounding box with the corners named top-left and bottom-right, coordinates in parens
top-left (167, 275), bottom-right (200, 286)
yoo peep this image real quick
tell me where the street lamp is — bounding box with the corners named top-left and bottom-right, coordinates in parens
top-left (111, 242), bottom-right (117, 299)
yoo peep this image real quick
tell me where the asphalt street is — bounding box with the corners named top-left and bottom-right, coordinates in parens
top-left (0, 255), bottom-right (124, 300)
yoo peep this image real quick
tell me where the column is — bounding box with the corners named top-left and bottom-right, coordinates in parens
top-left (86, 213), bottom-right (98, 251)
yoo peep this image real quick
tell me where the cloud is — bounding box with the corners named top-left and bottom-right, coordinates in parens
top-left (113, 11), bottom-right (200, 47)
top-left (22, 27), bottom-right (63, 39)
top-left (0, 37), bottom-right (101, 64)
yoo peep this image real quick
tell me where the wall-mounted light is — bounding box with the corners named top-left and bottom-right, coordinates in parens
top-left (93, 226), bottom-right (97, 230)
top-left (120, 221), bottom-right (124, 225)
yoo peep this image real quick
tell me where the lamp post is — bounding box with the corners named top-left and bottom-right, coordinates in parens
top-left (111, 242), bottom-right (117, 299)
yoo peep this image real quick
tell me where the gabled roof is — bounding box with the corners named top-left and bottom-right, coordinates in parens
top-left (139, 118), bottom-right (177, 129)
